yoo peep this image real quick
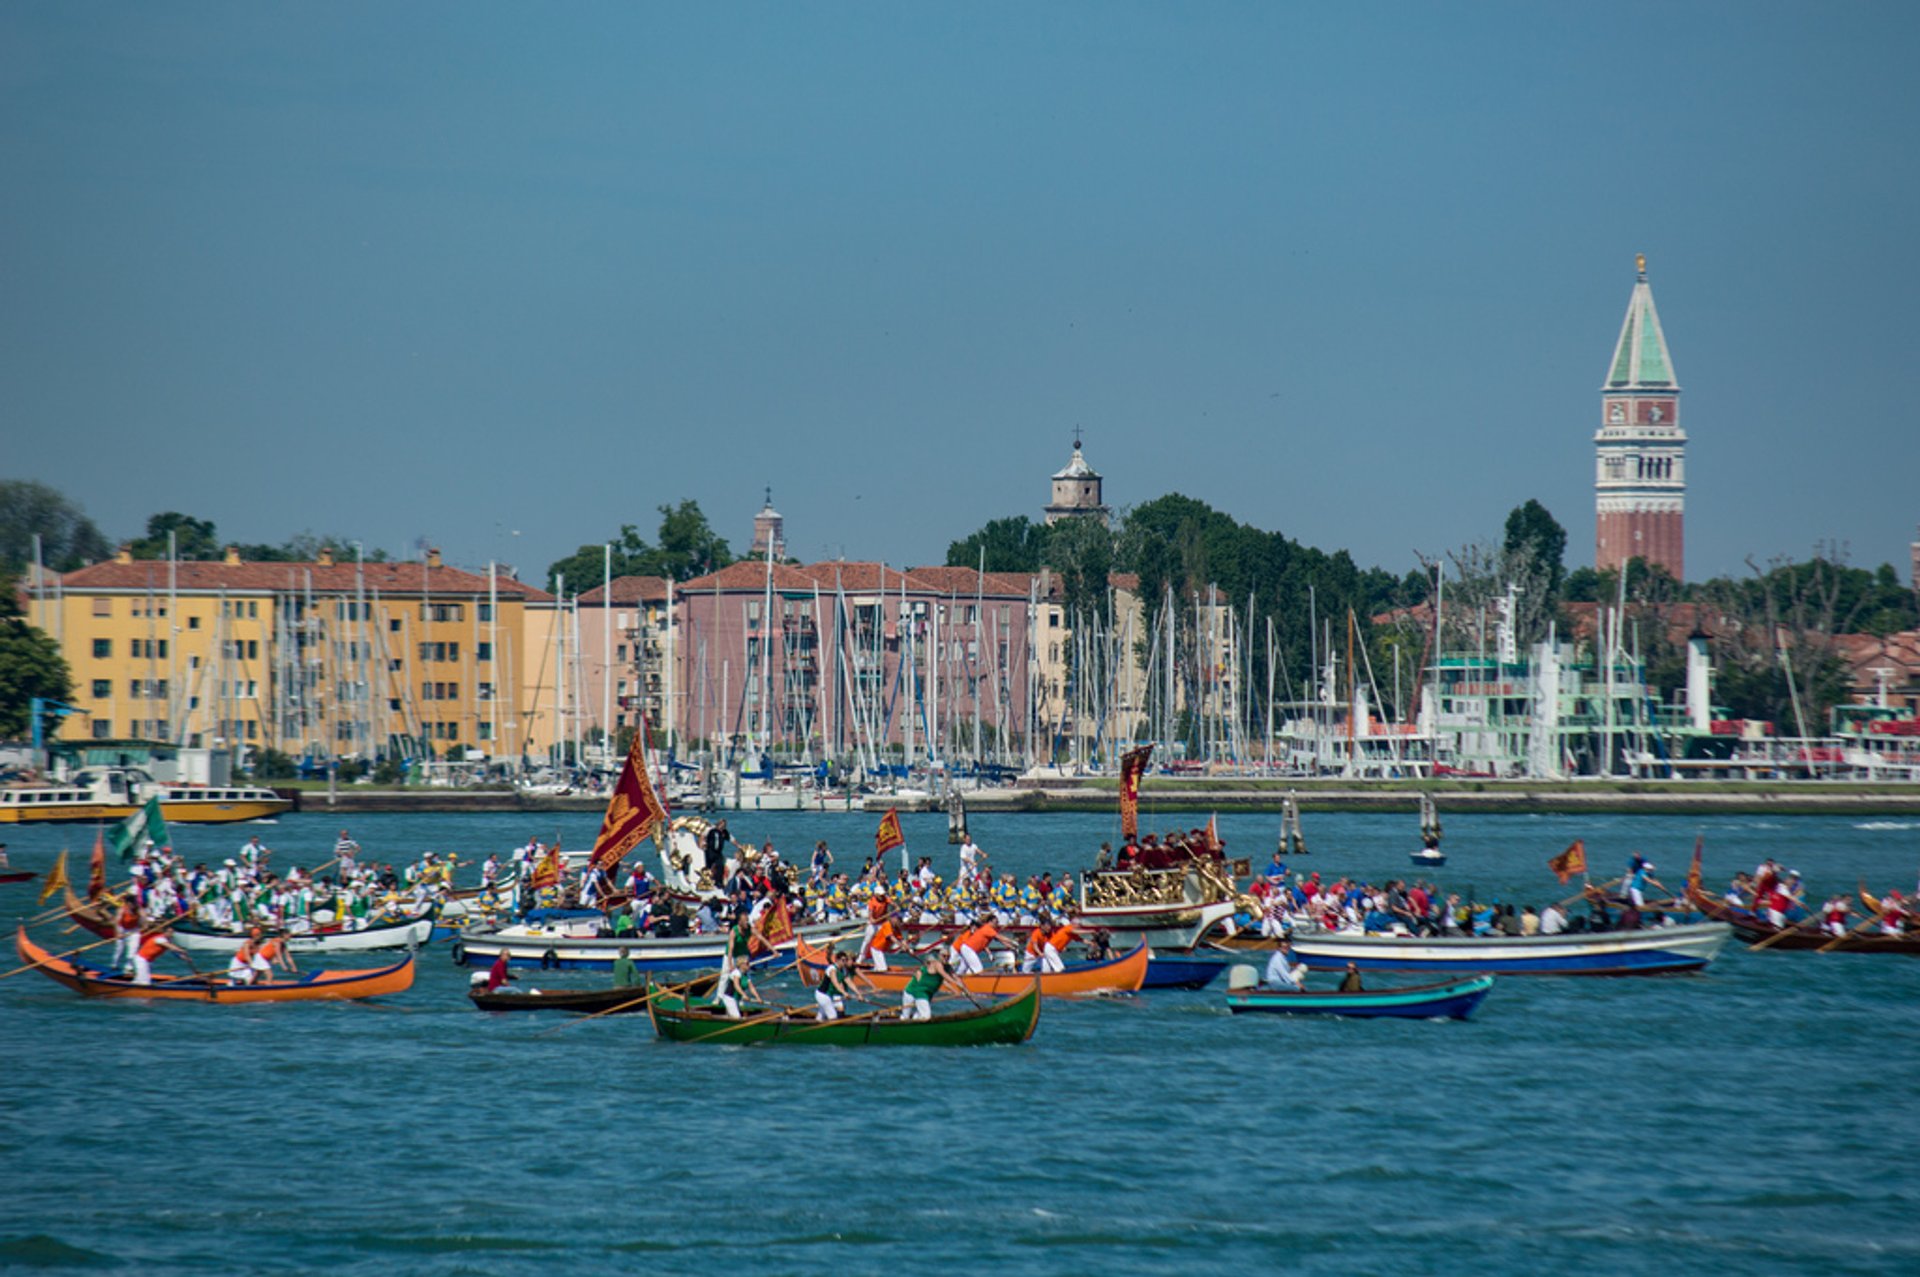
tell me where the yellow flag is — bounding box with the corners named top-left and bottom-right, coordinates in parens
top-left (38, 850), bottom-right (69, 906)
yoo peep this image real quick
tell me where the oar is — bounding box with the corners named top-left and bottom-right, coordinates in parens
top-left (1815, 914), bottom-right (1882, 954)
top-left (779, 1006), bottom-right (891, 1037)
top-left (690, 1004), bottom-right (798, 1039)
top-left (531, 972), bottom-right (713, 1037)
top-left (0, 911), bottom-right (195, 982)
top-left (1748, 915), bottom-right (1815, 952)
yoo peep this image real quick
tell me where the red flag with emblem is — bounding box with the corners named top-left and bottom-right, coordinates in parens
top-left (590, 729), bottom-right (669, 875)
top-left (530, 844), bottom-right (561, 889)
top-left (1203, 813), bottom-right (1222, 853)
top-left (875, 808), bottom-right (905, 856)
top-left (760, 893), bottom-right (795, 946)
top-left (1547, 839), bottom-right (1587, 885)
top-left (1119, 745), bottom-right (1153, 839)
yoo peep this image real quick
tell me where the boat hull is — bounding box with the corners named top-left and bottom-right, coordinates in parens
top-left (648, 981), bottom-right (1040, 1045)
top-left (1227, 973), bottom-right (1495, 1019)
top-left (1212, 921), bottom-right (1732, 975)
top-left (170, 913), bottom-right (433, 955)
top-left (468, 974), bottom-right (717, 1013)
top-left (14, 928), bottom-right (414, 1002)
top-left (452, 921), bottom-right (858, 971)
top-left (1142, 952), bottom-right (1233, 989)
top-left (797, 934), bottom-right (1149, 995)
top-left (0, 797), bottom-right (290, 825)
top-left (1075, 898), bottom-right (1239, 951)
top-left (1694, 897), bottom-right (1920, 955)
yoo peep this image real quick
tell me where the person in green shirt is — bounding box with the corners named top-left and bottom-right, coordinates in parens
top-left (612, 945), bottom-right (638, 988)
top-left (901, 952), bottom-right (953, 1021)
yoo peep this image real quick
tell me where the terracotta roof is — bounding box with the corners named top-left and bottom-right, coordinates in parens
top-left (791, 562), bottom-right (935, 594)
top-left (677, 561), bottom-right (820, 593)
top-left (56, 558), bottom-right (554, 602)
top-left (1108, 571), bottom-right (1141, 592)
top-left (904, 566), bottom-right (1037, 598)
top-left (578, 575), bottom-right (670, 605)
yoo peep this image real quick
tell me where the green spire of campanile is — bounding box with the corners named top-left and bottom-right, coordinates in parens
top-left (1604, 253), bottom-right (1678, 390)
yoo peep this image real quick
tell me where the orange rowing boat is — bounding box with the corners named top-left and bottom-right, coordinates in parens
top-left (13, 928), bottom-right (415, 1003)
top-left (795, 934), bottom-right (1148, 995)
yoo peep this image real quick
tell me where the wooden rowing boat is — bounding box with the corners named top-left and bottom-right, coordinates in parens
top-left (647, 979), bottom-right (1040, 1045)
top-left (62, 884), bottom-right (116, 938)
top-left (468, 973), bottom-right (717, 1013)
top-left (1692, 895), bottom-right (1920, 955)
top-left (796, 934), bottom-right (1149, 995)
top-left (0, 869), bottom-right (37, 884)
top-left (13, 927), bottom-right (415, 1002)
top-left (1211, 921), bottom-right (1732, 975)
top-left (1225, 972), bottom-right (1495, 1020)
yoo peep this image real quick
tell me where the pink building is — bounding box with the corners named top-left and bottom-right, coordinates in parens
top-left (670, 561), bottom-right (1037, 761)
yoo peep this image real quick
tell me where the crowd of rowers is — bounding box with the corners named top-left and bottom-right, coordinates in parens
top-left (1231, 850), bottom-right (1691, 939)
top-left (93, 830), bottom-right (477, 985)
top-left (1714, 858), bottom-right (1914, 934)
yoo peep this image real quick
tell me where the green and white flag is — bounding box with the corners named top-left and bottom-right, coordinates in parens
top-left (111, 798), bottom-right (170, 862)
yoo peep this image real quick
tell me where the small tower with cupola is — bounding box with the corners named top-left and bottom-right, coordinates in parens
top-left (1043, 430), bottom-right (1110, 527)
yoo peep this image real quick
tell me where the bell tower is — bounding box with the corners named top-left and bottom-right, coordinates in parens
top-left (1595, 254), bottom-right (1685, 578)
top-left (1043, 429), bottom-right (1110, 526)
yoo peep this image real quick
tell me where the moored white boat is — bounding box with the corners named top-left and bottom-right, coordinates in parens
top-left (170, 911), bottom-right (434, 955)
top-left (1214, 921), bottom-right (1732, 975)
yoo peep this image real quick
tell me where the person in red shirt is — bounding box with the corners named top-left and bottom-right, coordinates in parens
top-left (486, 948), bottom-right (514, 992)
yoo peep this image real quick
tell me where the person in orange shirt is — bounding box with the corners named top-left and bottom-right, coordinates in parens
top-left (257, 933), bottom-right (298, 976)
top-left (131, 928), bottom-right (188, 986)
top-left (1020, 914), bottom-right (1052, 973)
top-left (1043, 919), bottom-right (1076, 974)
top-left (861, 915), bottom-right (902, 971)
top-left (951, 917), bottom-right (1000, 975)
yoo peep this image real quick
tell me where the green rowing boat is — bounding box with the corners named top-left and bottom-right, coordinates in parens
top-left (647, 980), bottom-right (1041, 1046)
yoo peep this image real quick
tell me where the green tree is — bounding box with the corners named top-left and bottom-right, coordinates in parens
top-left (946, 516), bottom-right (1050, 572)
top-left (129, 512), bottom-right (220, 560)
top-left (1041, 516), bottom-right (1115, 623)
top-left (650, 500), bottom-right (735, 581)
top-left (0, 480), bottom-right (111, 572)
top-left (546, 501), bottom-right (734, 596)
top-left (0, 570), bottom-right (74, 738)
top-left (1503, 499), bottom-right (1568, 598)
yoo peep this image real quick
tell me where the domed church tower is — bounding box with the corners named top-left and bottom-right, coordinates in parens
top-left (1043, 431), bottom-right (1110, 527)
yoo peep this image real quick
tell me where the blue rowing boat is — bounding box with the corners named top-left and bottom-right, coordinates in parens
top-left (1141, 951), bottom-right (1233, 989)
top-left (1225, 972), bottom-right (1494, 1020)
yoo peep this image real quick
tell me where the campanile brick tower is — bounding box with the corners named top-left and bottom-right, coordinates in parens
top-left (1595, 255), bottom-right (1685, 579)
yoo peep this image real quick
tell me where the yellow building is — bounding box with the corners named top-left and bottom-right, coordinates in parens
top-left (31, 547), bottom-right (549, 763)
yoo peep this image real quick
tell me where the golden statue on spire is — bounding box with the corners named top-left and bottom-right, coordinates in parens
top-left (1636, 252), bottom-right (1647, 276)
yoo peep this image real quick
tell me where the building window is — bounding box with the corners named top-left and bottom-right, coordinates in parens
top-left (477, 722), bottom-right (493, 741)
top-left (390, 618), bottom-right (402, 632)
top-left (477, 604), bottom-right (493, 622)
top-left (477, 683), bottom-right (493, 701)
top-left (91, 679), bottom-right (110, 698)
top-left (92, 597), bottom-right (112, 618)
top-left (92, 720), bottom-right (112, 739)
top-left (188, 616), bottom-right (200, 630)
top-left (476, 642), bottom-right (492, 661)
top-left (92, 639), bottom-right (112, 658)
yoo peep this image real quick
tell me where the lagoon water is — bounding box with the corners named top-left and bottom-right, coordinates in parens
top-left (1, 807), bottom-right (1916, 1275)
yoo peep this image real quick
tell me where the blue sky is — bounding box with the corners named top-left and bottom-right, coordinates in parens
top-left (4, 2), bottom-right (1916, 584)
